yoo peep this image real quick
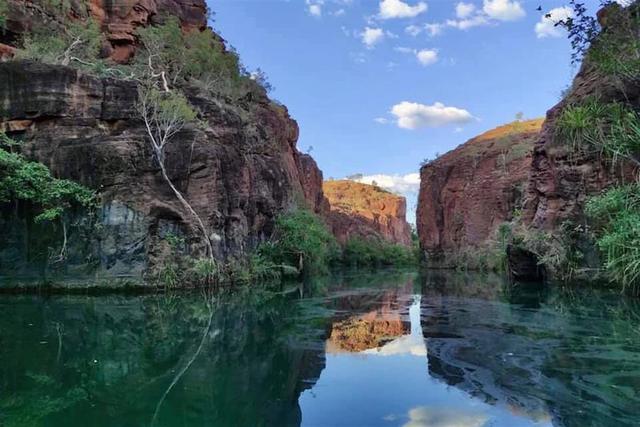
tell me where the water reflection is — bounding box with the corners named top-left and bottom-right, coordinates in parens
top-left (0, 270), bottom-right (639, 426)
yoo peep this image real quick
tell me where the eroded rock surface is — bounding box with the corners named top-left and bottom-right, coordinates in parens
top-left (417, 120), bottom-right (543, 265)
top-left (323, 180), bottom-right (412, 246)
top-left (0, 59), bottom-right (326, 281)
top-left (1, 0), bottom-right (207, 62)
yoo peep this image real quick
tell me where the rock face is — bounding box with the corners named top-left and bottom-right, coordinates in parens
top-left (516, 4), bottom-right (640, 277)
top-left (323, 180), bottom-right (412, 246)
top-left (0, 59), bottom-right (327, 281)
top-left (417, 119), bottom-right (543, 264)
top-left (523, 49), bottom-right (639, 231)
top-left (1, 0), bottom-right (207, 62)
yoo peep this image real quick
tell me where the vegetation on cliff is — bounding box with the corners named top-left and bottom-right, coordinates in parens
top-left (0, 132), bottom-right (94, 264)
top-left (500, 1), bottom-right (640, 291)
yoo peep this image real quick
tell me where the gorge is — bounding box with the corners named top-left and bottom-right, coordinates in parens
top-left (1, 1), bottom-right (640, 426)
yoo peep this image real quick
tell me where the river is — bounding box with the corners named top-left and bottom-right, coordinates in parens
top-left (0, 270), bottom-right (638, 426)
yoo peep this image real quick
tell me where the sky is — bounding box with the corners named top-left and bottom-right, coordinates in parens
top-left (210, 0), bottom-right (603, 221)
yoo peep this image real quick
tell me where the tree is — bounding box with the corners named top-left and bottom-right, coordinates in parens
top-left (0, 133), bottom-right (95, 261)
top-left (137, 87), bottom-right (215, 261)
top-left (136, 18), bottom-right (241, 93)
top-left (16, 19), bottom-right (102, 68)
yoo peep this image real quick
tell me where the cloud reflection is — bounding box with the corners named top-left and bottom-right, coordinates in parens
top-left (403, 406), bottom-right (488, 427)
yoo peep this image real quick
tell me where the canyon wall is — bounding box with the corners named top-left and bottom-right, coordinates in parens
top-left (522, 15), bottom-right (640, 232)
top-left (323, 180), bottom-right (412, 246)
top-left (0, 0), bottom-right (207, 62)
top-left (0, 2), bottom-right (328, 283)
top-left (417, 120), bottom-right (543, 265)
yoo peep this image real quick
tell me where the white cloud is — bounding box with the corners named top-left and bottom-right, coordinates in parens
top-left (391, 101), bottom-right (474, 129)
top-left (403, 406), bottom-right (488, 427)
top-left (406, 23), bottom-right (443, 37)
top-left (374, 117), bottom-right (390, 124)
top-left (394, 46), bottom-right (414, 54)
top-left (416, 49), bottom-right (438, 66)
top-left (351, 173), bottom-right (421, 195)
top-left (425, 23), bottom-right (444, 36)
top-left (332, 8), bottom-right (346, 16)
top-left (535, 6), bottom-right (573, 38)
top-left (405, 24), bottom-right (423, 36)
top-left (456, 2), bottom-right (476, 18)
top-left (446, 14), bottom-right (490, 30)
top-left (361, 27), bottom-right (385, 48)
top-left (309, 3), bottom-right (322, 16)
top-left (483, 0), bottom-right (525, 21)
top-left (379, 0), bottom-right (428, 19)
top-left (394, 47), bottom-right (439, 66)
top-left (306, 0), bottom-right (324, 16)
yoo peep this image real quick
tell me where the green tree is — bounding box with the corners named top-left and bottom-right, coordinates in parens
top-left (16, 19), bottom-right (102, 68)
top-left (259, 210), bottom-right (338, 276)
top-left (0, 133), bottom-right (95, 260)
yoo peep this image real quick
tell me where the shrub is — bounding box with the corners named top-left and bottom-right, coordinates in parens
top-left (0, 133), bottom-right (95, 223)
top-left (511, 221), bottom-right (585, 281)
top-left (586, 183), bottom-right (640, 292)
top-left (258, 209), bottom-right (338, 276)
top-left (16, 19), bottom-right (102, 70)
top-left (341, 237), bottom-right (417, 268)
top-left (555, 99), bottom-right (640, 167)
top-left (136, 18), bottom-right (243, 93)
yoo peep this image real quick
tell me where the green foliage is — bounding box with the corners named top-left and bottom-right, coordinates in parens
top-left (341, 237), bottom-right (417, 268)
top-left (136, 18), bottom-right (243, 93)
top-left (0, 134), bottom-right (94, 223)
top-left (191, 257), bottom-right (219, 286)
top-left (587, 3), bottom-right (640, 82)
top-left (164, 232), bottom-right (186, 250)
top-left (512, 221), bottom-right (585, 281)
top-left (0, 0), bottom-right (8, 31)
top-left (140, 87), bottom-right (198, 128)
top-left (586, 183), bottom-right (640, 292)
top-left (258, 209), bottom-right (338, 276)
top-left (156, 261), bottom-right (180, 288)
top-left (16, 19), bottom-right (103, 70)
top-left (555, 98), bottom-right (640, 166)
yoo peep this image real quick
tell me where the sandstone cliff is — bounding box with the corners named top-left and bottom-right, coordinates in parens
top-left (516, 4), bottom-right (640, 278)
top-left (0, 2), bottom-right (328, 282)
top-left (522, 24), bottom-right (639, 232)
top-left (0, 0), bottom-right (207, 62)
top-left (323, 180), bottom-right (412, 246)
top-left (417, 119), bottom-right (543, 265)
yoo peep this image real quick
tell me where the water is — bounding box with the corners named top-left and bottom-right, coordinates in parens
top-left (0, 270), bottom-right (639, 427)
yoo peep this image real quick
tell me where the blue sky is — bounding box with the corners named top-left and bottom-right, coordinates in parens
top-left (210, 0), bottom-right (601, 219)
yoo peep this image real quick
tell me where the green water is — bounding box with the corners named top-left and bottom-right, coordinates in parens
top-left (0, 270), bottom-right (639, 427)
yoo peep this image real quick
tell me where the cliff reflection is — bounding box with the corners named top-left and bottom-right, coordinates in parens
top-left (419, 270), bottom-right (640, 427)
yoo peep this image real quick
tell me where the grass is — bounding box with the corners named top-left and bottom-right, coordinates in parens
top-left (586, 183), bottom-right (640, 294)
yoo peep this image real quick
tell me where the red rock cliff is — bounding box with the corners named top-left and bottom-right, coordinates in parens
top-left (417, 119), bottom-right (543, 264)
top-left (323, 180), bottom-right (412, 246)
top-left (1, 0), bottom-right (207, 62)
top-left (0, 2), bottom-right (328, 280)
top-left (522, 16), bottom-right (640, 232)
